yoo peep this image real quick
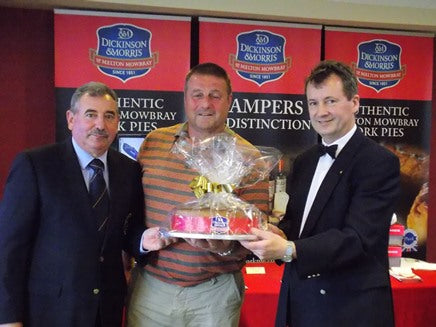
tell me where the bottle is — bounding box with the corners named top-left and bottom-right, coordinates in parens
top-left (274, 159), bottom-right (286, 193)
top-left (268, 168), bottom-right (276, 213)
top-left (272, 159), bottom-right (289, 221)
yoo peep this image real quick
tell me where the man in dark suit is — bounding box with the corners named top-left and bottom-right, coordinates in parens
top-left (0, 82), bottom-right (171, 327)
top-left (241, 60), bottom-right (400, 327)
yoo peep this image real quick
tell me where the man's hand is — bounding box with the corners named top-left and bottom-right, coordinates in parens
top-left (240, 227), bottom-right (290, 260)
top-left (0, 323), bottom-right (23, 327)
top-left (142, 227), bottom-right (177, 251)
top-left (267, 223), bottom-right (287, 239)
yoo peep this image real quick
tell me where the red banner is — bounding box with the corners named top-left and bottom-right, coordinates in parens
top-left (325, 27), bottom-right (433, 100)
top-left (55, 9), bottom-right (190, 91)
top-left (199, 17), bottom-right (322, 222)
top-left (54, 9), bottom-right (191, 158)
top-left (325, 27), bottom-right (434, 260)
top-left (200, 18), bottom-right (321, 94)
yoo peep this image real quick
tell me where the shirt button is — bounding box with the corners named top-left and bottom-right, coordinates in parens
top-left (320, 289), bottom-right (326, 295)
top-left (93, 288), bottom-right (100, 295)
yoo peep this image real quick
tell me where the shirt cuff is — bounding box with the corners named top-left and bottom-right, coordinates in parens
top-left (139, 231), bottom-right (150, 254)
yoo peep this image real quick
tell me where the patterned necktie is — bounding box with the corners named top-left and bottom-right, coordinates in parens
top-left (318, 144), bottom-right (338, 159)
top-left (88, 158), bottom-right (110, 232)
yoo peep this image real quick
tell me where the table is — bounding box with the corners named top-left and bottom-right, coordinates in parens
top-left (240, 262), bottom-right (436, 327)
top-left (240, 262), bottom-right (283, 327)
top-left (391, 269), bottom-right (436, 327)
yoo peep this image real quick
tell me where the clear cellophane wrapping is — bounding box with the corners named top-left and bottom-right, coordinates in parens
top-left (165, 133), bottom-right (282, 239)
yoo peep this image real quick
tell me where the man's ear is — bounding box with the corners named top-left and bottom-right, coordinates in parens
top-left (66, 109), bottom-right (74, 131)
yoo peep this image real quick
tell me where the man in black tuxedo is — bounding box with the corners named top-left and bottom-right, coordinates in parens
top-left (241, 60), bottom-right (400, 327)
top-left (0, 82), bottom-right (171, 327)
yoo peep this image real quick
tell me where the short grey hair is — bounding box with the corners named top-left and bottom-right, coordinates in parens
top-left (70, 81), bottom-right (119, 113)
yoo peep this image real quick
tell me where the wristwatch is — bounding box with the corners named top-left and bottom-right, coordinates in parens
top-left (282, 241), bottom-right (294, 262)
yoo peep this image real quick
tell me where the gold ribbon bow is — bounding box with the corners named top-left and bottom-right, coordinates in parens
top-left (189, 176), bottom-right (235, 198)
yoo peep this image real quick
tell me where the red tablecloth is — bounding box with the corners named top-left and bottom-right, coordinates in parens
top-left (240, 262), bottom-right (283, 327)
top-left (240, 262), bottom-right (436, 327)
top-left (391, 269), bottom-right (436, 327)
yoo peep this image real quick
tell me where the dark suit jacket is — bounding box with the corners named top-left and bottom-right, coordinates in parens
top-left (276, 129), bottom-right (400, 327)
top-left (0, 139), bottom-right (145, 326)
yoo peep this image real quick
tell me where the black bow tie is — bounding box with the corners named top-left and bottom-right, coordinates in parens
top-left (318, 144), bottom-right (338, 159)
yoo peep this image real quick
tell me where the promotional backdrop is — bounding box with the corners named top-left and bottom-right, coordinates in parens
top-left (54, 11), bottom-right (435, 259)
top-left (199, 17), bottom-right (322, 174)
top-left (199, 17), bottom-right (322, 222)
top-left (54, 9), bottom-right (191, 158)
top-left (325, 27), bottom-right (434, 259)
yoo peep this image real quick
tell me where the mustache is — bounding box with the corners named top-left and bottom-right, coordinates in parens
top-left (89, 129), bottom-right (108, 137)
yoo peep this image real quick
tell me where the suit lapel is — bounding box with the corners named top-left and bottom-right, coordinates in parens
top-left (291, 146), bottom-right (320, 239)
top-left (62, 139), bottom-right (99, 231)
top-left (299, 130), bottom-right (365, 238)
top-left (106, 150), bottom-right (123, 236)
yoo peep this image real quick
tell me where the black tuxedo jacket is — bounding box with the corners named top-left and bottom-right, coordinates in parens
top-left (276, 129), bottom-right (400, 327)
top-left (0, 139), bottom-right (145, 326)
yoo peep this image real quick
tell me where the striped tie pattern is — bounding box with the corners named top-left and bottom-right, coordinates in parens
top-left (88, 159), bottom-right (110, 232)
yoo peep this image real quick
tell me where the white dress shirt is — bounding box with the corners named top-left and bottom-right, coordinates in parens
top-left (299, 125), bottom-right (357, 236)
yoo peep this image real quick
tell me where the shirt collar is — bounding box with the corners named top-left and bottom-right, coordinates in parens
top-left (322, 124), bottom-right (357, 157)
top-left (71, 137), bottom-right (108, 170)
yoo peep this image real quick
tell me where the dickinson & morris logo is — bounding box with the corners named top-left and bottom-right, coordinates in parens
top-left (352, 39), bottom-right (406, 92)
top-left (89, 24), bottom-right (159, 82)
top-left (229, 30), bottom-right (291, 86)
top-left (211, 215), bottom-right (229, 234)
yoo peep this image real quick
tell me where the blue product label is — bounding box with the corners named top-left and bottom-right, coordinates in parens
top-left (211, 215), bottom-right (230, 234)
